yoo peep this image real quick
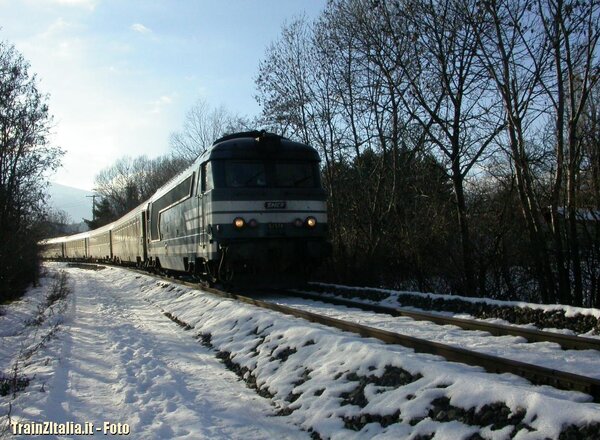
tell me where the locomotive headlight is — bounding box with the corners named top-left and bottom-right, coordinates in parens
top-left (306, 216), bottom-right (317, 228)
top-left (293, 218), bottom-right (303, 228)
top-left (233, 217), bottom-right (245, 229)
top-left (248, 218), bottom-right (258, 228)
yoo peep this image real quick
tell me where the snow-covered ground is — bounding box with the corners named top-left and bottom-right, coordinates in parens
top-left (1, 263), bottom-right (600, 439)
top-left (0, 264), bottom-right (305, 439)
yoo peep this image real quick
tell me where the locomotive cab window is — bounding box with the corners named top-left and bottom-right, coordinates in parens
top-left (274, 162), bottom-right (318, 188)
top-left (219, 160), bottom-right (319, 188)
top-left (225, 161), bottom-right (267, 187)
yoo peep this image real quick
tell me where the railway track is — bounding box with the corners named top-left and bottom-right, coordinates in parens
top-left (283, 289), bottom-right (600, 352)
top-left (308, 283), bottom-right (600, 335)
top-left (68, 263), bottom-right (600, 402)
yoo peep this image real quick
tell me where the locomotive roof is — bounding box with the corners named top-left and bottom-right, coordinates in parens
top-left (205, 130), bottom-right (320, 161)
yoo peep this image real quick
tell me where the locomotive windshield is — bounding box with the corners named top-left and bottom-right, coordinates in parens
top-left (225, 161), bottom-right (267, 187)
top-left (216, 160), bottom-right (319, 188)
top-left (273, 163), bottom-right (316, 187)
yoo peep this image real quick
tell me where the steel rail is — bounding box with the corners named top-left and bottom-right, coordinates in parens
top-left (283, 290), bottom-right (600, 352)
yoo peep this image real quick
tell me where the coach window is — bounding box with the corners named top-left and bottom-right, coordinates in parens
top-left (202, 162), bottom-right (213, 192)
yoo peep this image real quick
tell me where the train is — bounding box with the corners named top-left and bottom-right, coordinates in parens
top-left (41, 131), bottom-right (331, 286)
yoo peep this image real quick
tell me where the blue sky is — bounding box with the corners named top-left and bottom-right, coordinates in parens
top-left (0, 0), bottom-right (326, 190)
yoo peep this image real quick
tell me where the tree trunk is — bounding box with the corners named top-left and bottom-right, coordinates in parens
top-left (451, 160), bottom-right (476, 295)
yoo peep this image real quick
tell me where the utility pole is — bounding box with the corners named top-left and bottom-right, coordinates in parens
top-left (86, 195), bottom-right (98, 222)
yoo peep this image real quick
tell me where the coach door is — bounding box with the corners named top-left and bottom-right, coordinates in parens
top-left (141, 209), bottom-right (148, 262)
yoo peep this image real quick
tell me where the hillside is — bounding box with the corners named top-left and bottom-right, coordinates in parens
top-left (46, 183), bottom-right (94, 224)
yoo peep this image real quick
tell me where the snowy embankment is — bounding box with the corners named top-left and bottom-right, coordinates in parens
top-left (1, 263), bottom-right (600, 439)
top-left (0, 269), bottom-right (70, 436)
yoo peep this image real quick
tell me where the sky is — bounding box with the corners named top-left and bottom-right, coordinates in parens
top-left (0, 0), bottom-right (326, 191)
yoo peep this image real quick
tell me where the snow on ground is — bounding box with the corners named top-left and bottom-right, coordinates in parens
top-left (266, 296), bottom-right (600, 379)
top-left (0, 264), bottom-right (305, 439)
top-left (0, 270), bottom-right (68, 425)
top-left (2, 263), bottom-right (600, 440)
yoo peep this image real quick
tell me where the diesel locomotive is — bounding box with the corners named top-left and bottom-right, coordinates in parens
top-left (41, 131), bottom-right (331, 285)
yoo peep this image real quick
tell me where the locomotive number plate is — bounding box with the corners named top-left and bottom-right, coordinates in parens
top-left (268, 222), bottom-right (285, 230)
top-left (265, 201), bottom-right (286, 209)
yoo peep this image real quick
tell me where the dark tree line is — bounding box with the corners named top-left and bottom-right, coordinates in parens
top-left (85, 155), bottom-right (188, 227)
top-left (0, 40), bottom-right (62, 301)
top-left (255, 0), bottom-right (600, 306)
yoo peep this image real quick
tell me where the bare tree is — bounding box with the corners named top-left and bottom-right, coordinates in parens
top-left (535, 0), bottom-right (600, 305)
top-left (581, 84), bottom-right (600, 306)
top-left (475, 0), bottom-right (559, 302)
top-left (40, 208), bottom-right (72, 237)
top-left (169, 99), bottom-right (248, 161)
top-left (316, 1), bottom-right (408, 272)
top-left (93, 155), bottom-right (186, 219)
top-left (252, 0), bottom-right (600, 302)
top-left (582, 86), bottom-right (600, 210)
top-left (256, 7), bottom-right (458, 286)
top-left (381, 0), bottom-right (505, 295)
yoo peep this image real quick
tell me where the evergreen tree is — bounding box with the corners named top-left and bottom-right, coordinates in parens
top-left (83, 198), bottom-right (115, 230)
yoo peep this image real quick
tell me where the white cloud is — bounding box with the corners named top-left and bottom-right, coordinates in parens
top-left (130, 23), bottom-right (152, 34)
top-left (150, 95), bottom-right (175, 114)
top-left (45, 17), bottom-right (72, 34)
